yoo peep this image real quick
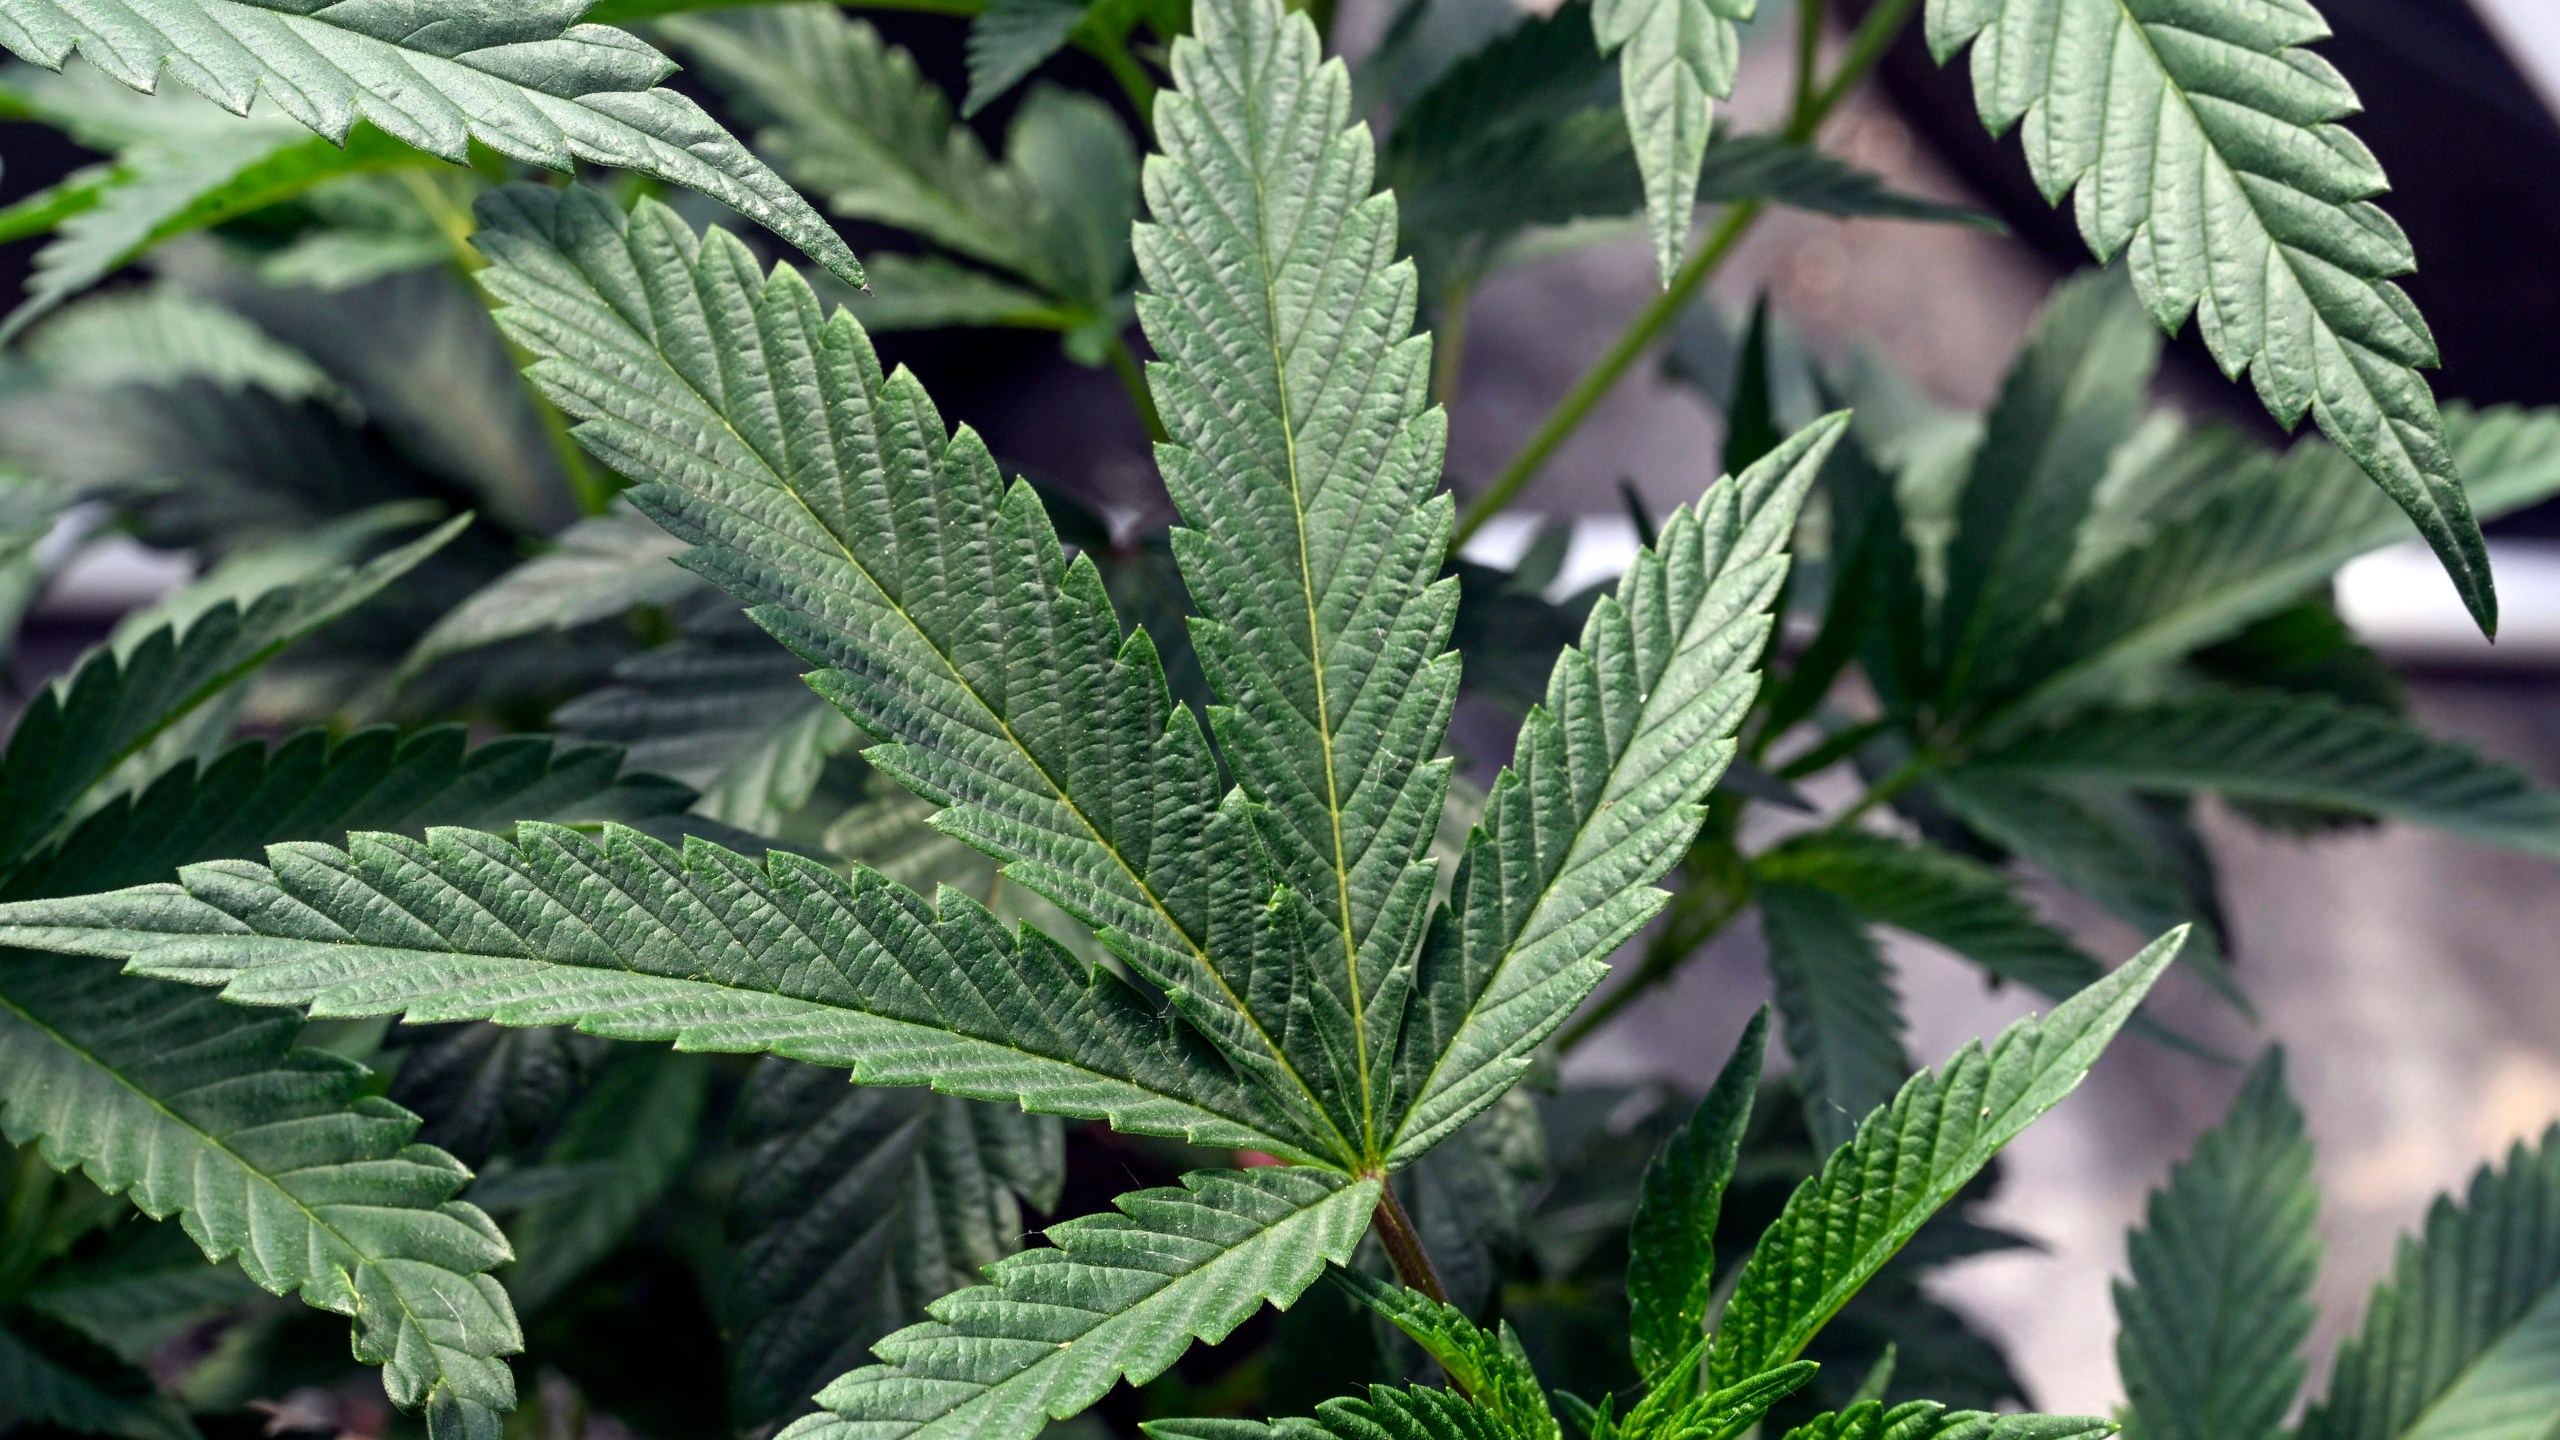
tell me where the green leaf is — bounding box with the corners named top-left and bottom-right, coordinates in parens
top-left (1922, 0), bottom-right (2493, 632)
top-left (6, 724), bottom-right (690, 900)
top-left (849, 253), bottom-right (1078, 333)
top-left (783, 1168), bottom-right (1380, 1440)
top-left (1136, 0), bottom-right (1460, 1158)
top-left (1148, 1383), bottom-right (1514, 1440)
top-left (725, 1060), bottom-right (1062, 1429)
top-left (501, 1047), bottom-right (710, 1311)
top-left (1692, 136), bottom-right (1999, 230)
top-left (1628, 1007), bottom-right (1768, 1383)
top-left (1760, 883), bottom-right (1910, 1156)
top-left (0, 963), bottom-right (519, 1435)
top-left (2116, 1050), bottom-right (2320, 1440)
top-left (1591, 0), bottom-right (1751, 282)
top-left (1783, 1401), bottom-right (2115, 1440)
top-left (0, 516), bottom-right (465, 870)
top-left (402, 507), bottom-right (697, 679)
top-left (1963, 692), bottom-right (2560, 858)
top-left (0, 821), bottom-right (1328, 1156)
top-left (2003, 405), bottom-right (2560, 726)
top-left (1334, 1269), bottom-right (1561, 1440)
top-left (2299, 1125), bottom-right (2560, 1440)
top-left (22, 1225), bottom-right (263, 1362)
top-left (1391, 415), bottom-right (1845, 1167)
top-left (23, 284), bottom-right (333, 399)
top-left (1707, 928), bottom-right (2183, 1387)
top-left (387, 1023), bottom-right (590, 1171)
top-left (1624, 1361), bottom-right (1821, 1440)
top-left (0, 1306), bottom-right (195, 1440)
top-left (1750, 832), bottom-right (2106, 1006)
top-left (0, 0), bottom-right (865, 288)
top-left (966, 0), bottom-right (1089, 116)
top-left (1936, 270), bottom-right (2160, 708)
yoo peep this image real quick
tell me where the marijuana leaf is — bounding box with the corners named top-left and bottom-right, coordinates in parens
top-left (1761, 882), bottom-right (1910, 1156)
top-left (1922, 0), bottom-right (2493, 631)
top-left (1391, 415), bottom-right (1845, 1166)
top-left (783, 1169), bottom-right (1379, 1440)
top-left (1783, 1402), bottom-right (2114, 1440)
top-left (1628, 1008), bottom-right (1768, 1383)
top-left (0, 0), bottom-right (864, 287)
top-left (2116, 1051), bottom-right (2319, 1440)
top-left (1709, 929), bottom-right (2182, 1387)
top-left (2298, 1125), bottom-right (2560, 1440)
top-left (1593, 0), bottom-right (1752, 282)
top-left (1334, 1269), bottom-right (1561, 1440)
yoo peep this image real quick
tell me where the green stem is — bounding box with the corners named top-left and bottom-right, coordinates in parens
top-left (1432, 277), bottom-right (1474, 411)
top-left (1453, 0), bottom-right (1922, 546)
top-left (1792, 0), bottom-right (1827, 135)
top-left (1107, 335), bottom-right (1170, 444)
top-left (1452, 201), bottom-right (1762, 550)
top-left (1078, 25), bottom-right (1158, 122)
top-left (1371, 1182), bottom-right (1452, 1307)
top-left (1827, 750), bottom-right (1930, 831)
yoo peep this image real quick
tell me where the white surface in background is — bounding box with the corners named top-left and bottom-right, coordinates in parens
top-left (2339, 541), bottom-right (2560, 665)
top-left (37, 535), bottom-right (195, 618)
top-left (2474, 0), bottom-right (2560, 114)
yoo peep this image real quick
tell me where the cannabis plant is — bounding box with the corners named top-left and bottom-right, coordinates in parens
top-left (0, 0), bottom-right (2548, 1437)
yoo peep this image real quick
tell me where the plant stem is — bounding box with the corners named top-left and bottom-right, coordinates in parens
top-left (1432, 277), bottom-right (1474, 412)
top-left (1106, 334), bottom-right (1170, 444)
top-left (1370, 1183), bottom-right (1451, 1306)
top-left (1451, 200), bottom-right (1762, 550)
top-left (1452, 0), bottom-right (1922, 545)
top-left (1792, 0), bottom-right (1827, 135)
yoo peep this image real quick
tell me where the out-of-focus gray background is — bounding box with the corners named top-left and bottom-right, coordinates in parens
top-left (1410, 0), bottom-right (2560, 1413)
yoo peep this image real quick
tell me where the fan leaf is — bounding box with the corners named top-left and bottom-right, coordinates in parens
top-left (1922, 0), bottom-right (2493, 630)
top-left (1783, 1401), bottom-right (2115, 1440)
top-left (1761, 882), bottom-right (1911, 1156)
top-left (1591, 0), bottom-right (1753, 282)
top-left (1628, 1007), bottom-right (1768, 1383)
top-left (1707, 928), bottom-right (2181, 1387)
top-left (0, 0), bottom-right (864, 287)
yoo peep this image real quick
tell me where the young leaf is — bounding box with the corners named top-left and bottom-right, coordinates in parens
top-left (1136, 0), bottom-right (1460, 1157)
top-left (1936, 270), bottom-right (2160, 708)
top-left (1783, 1401), bottom-right (2115, 1440)
top-left (1708, 928), bottom-right (2184, 1387)
top-left (725, 1061), bottom-right (1063, 1429)
top-left (2116, 1051), bottom-right (2320, 1440)
top-left (1592, 0), bottom-right (1753, 283)
top-left (0, 0), bottom-right (865, 288)
top-left (1149, 1383), bottom-right (1512, 1440)
top-left (1751, 832), bottom-right (2106, 1006)
top-left (1761, 883), bottom-right (1911, 1156)
top-left (2298, 1126), bottom-right (2560, 1440)
top-left (0, 822), bottom-right (1324, 1159)
top-left (783, 1169), bottom-right (1380, 1440)
top-left (1922, 0), bottom-right (2494, 631)
top-left (1964, 693), bottom-right (2560, 858)
top-left (1391, 414), bottom-right (1847, 1166)
top-left (473, 182), bottom-right (1349, 1160)
top-left (0, 516), bottom-right (465, 869)
top-left (1628, 1008), bottom-right (1768, 1382)
top-left (1334, 1270), bottom-right (1560, 1440)
top-left (0, 964), bottom-right (519, 1436)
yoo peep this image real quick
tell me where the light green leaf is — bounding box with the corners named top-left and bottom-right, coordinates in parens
top-left (0, 0), bottom-right (865, 287)
top-left (1708, 928), bottom-right (2183, 1387)
top-left (1390, 415), bottom-right (1844, 1167)
top-left (1761, 882), bottom-right (1910, 1156)
top-left (783, 1168), bottom-right (1379, 1440)
top-left (0, 963), bottom-right (519, 1436)
top-left (1922, 0), bottom-right (2493, 631)
top-left (1628, 1007), bottom-right (1767, 1383)
top-left (965, 0), bottom-right (1088, 116)
top-left (725, 1060), bottom-right (1063, 1429)
top-left (2117, 1050), bottom-right (2320, 1440)
top-left (402, 507), bottom-right (697, 680)
top-left (1937, 269), bottom-right (2160, 708)
top-left (1333, 1269), bottom-right (1561, 1440)
top-left (2006, 405), bottom-right (2560, 726)
top-left (1592, 0), bottom-right (1752, 282)
top-left (0, 821), bottom-right (1321, 1157)
top-left (1136, 0), bottom-right (1459, 1157)
top-left (1783, 1401), bottom-right (2115, 1440)
top-left (1751, 832), bottom-right (2106, 1006)
top-left (1963, 692), bottom-right (2560, 858)
top-left (2300, 1125), bottom-right (2560, 1440)
top-left (1147, 1383), bottom-right (1511, 1440)
top-left (0, 516), bottom-right (465, 870)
